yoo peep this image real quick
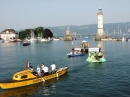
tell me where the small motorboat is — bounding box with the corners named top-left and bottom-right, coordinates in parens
top-left (86, 56), bottom-right (106, 62)
top-left (67, 47), bottom-right (85, 58)
top-left (67, 53), bottom-right (85, 58)
top-left (0, 64), bottom-right (68, 90)
top-left (23, 42), bottom-right (30, 46)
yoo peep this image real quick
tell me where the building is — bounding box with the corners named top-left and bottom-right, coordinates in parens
top-left (95, 9), bottom-right (106, 41)
top-left (0, 29), bottom-right (18, 41)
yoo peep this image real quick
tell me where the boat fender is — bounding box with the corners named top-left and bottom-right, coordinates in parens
top-left (42, 78), bottom-right (45, 82)
top-left (56, 73), bottom-right (59, 77)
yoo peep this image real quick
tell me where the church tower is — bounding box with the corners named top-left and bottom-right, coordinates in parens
top-left (95, 9), bottom-right (105, 41)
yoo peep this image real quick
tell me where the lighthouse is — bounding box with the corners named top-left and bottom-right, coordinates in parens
top-left (64, 26), bottom-right (75, 41)
top-left (95, 9), bottom-right (105, 41)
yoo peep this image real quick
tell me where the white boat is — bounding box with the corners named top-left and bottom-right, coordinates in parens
top-left (53, 38), bottom-right (60, 41)
top-left (40, 38), bottom-right (50, 42)
top-left (122, 37), bottom-right (126, 41)
top-left (30, 30), bottom-right (37, 42)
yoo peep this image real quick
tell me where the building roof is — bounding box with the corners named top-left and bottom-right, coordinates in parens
top-left (0, 29), bottom-right (18, 34)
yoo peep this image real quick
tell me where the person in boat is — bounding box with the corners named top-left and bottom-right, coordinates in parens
top-left (88, 52), bottom-right (91, 57)
top-left (30, 66), bottom-right (33, 71)
top-left (50, 62), bottom-right (56, 74)
top-left (93, 52), bottom-right (98, 59)
top-left (81, 49), bottom-right (84, 53)
top-left (30, 66), bottom-right (37, 75)
top-left (42, 64), bottom-right (49, 76)
top-left (74, 50), bottom-right (78, 54)
top-left (98, 50), bottom-right (103, 58)
top-left (69, 52), bottom-right (73, 55)
top-left (41, 63), bottom-right (45, 76)
top-left (36, 65), bottom-right (41, 77)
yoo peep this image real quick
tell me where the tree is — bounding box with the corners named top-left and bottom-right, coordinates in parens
top-left (44, 29), bottom-right (53, 38)
top-left (19, 29), bottom-right (30, 39)
top-left (37, 26), bottom-right (44, 37)
top-left (19, 31), bottom-right (26, 39)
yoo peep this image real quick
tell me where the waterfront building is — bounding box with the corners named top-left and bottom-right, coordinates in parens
top-left (0, 29), bottom-right (18, 41)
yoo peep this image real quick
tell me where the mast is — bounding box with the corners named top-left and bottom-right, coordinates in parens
top-left (118, 24), bottom-right (119, 37)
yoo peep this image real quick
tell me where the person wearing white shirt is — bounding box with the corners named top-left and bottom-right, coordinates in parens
top-left (43, 65), bottom-right (49, 76)
top-left (50, 62), bottom-right (56, 74)
top-left (36, 65), bottom-right (41, 77)
top-left (41, 63), bottom-right (45, 76)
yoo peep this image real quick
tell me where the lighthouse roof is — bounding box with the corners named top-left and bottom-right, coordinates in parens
top-left (97, 9), bottom-right (103, 15)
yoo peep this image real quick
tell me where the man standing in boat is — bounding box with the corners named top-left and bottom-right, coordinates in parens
top-left (36, 65), bottom-right (41, 77)
top-left (50, 62), bottom-right (56, 74)
top-left (42, 64), bottom-right (49, 76)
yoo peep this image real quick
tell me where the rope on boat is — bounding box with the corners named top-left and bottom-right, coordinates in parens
top-left (56, 73), bottom-right (59, 77)
top-left (42, 78), bottom-right (45, 82)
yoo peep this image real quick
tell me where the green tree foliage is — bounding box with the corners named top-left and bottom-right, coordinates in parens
top-left (19, 31), bottom-right (26, 39)
top-left (19, 29), bottom-right (30, 39)
top-left (18, 26), bottom-right (46, 39)
top-left (44, 29), bottom-right (53, 38)
top-left (37, 26), bottom-right (44, 37)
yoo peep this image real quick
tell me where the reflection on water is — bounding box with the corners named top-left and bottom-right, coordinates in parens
top-left (0, 74), bottom-right (68, 97)
top-left (87, 62), bottom-right (105, 68)
top-left (66, 41), bottom-right (72, 51)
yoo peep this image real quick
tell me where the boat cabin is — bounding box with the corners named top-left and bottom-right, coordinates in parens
top-left (73, 47), bottom-right (83, 54)
top-left (88, 47), bottom-right (100, 53)
top-left (12, 69), bottom-right (37, 81)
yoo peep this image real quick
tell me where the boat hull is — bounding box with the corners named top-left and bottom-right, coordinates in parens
top-left (86, 57), bottom-right (106, 62)
top-left (0, 67), bottom-right (68, 90)
top-left (23, 42), bottom-right (30, 46)
top-left (68, 53), bottom-right (85, 58)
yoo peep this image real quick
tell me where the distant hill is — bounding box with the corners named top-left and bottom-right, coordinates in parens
top-left (46, 22), bottom-right (130, 37)
top-left (16, 22), bottom-right (130, 38)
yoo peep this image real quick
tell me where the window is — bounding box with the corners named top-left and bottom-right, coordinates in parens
top-left (21, 75), bottom-right (28, 79)
top-left (15, 75), bottom-right (18, 78)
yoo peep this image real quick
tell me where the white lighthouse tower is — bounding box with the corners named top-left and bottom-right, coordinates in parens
top-left (95, 9), bottom-right (105, 41)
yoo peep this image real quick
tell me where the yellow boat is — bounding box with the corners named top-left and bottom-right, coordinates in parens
top-left (0, 67), bottom-right (68, 90)
top-left (0, 74), bottom-right (68, 97)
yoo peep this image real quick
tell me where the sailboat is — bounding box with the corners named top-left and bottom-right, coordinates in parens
top-left (53, 33), bottom-right (60, 40)
top-left (122, 34), bottom-right (126, 41)
top-left (30, 30), bottom-right (36, 42)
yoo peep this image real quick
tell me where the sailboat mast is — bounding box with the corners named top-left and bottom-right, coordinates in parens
top-left (118, 24), bottom-right (119, 37)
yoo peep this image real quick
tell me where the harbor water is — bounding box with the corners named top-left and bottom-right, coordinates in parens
top-left (0, 36), bottom-right (130, 97)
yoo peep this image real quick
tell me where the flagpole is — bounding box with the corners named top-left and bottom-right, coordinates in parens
top-left (26, 59), bottom-right (28, 70)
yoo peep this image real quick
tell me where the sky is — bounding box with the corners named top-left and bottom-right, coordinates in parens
top-left (0, 0), bottom-right (130, 32)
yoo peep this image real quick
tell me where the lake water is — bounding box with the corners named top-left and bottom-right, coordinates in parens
top-left (0, 36), bottom-right (130, 97)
